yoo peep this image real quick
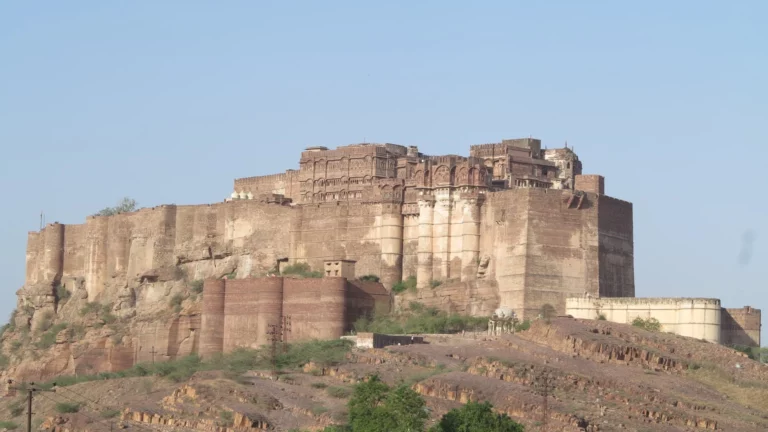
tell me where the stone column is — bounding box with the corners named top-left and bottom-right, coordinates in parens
top-left (380, 203), bottom-right (403, 289)
top-left (416, 198), bottom-right (434, 289)
top-left (432, 193), bottom-right (452, 281)
top-left (461, 197), bottom-right (481, 282)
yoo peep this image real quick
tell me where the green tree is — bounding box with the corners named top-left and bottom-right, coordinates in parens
top-left (431, 401), bottom-right (524, 432)
top-left (94, 197), bottom-right (137, 217)
top-left (540, 303), bottom-right (556, 323)
top-left (348, 375), bottom-right (428, 432)
top-left (760, 347), bottom-right (768, 363)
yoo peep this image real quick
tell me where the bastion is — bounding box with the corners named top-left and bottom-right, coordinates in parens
top-left (566, 297), bottom-right (760, 346)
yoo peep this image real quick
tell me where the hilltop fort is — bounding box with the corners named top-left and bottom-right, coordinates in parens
top-left (6, 137), bottom-right (759, 381)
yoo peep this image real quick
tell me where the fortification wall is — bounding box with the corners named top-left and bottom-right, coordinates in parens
top-left (524, 189), bottom-right (600, 317)
top-left (479, 189), bottom-right (530, 315)
top-left (291, 202), bottom-right (386, 283)
top-left (721, 307), bottom-right (761, 347)
top-left (284, 277), bottom-right (347, 341)
top-left (24, 201), bottom-right (294, 300)
top-left (575, 175), bottom-right (604, 195)
top-left (198, 276), bottom-right (388, 356)
top-left (566, 297), bottom-right (722, 343)
top-left (200, 279), bottom-right (226, 357)
top-left (597, 196), bottom-right (634, 297)
top-left (479, 188), bottom-right (603, 319)
top-left (233, 170), bottom-right (300, 202)
top-left (223, 278), bottom-right (283, 351)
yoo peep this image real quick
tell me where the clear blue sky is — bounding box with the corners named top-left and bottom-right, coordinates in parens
top-left (1, 2), bottom-right (766, 333)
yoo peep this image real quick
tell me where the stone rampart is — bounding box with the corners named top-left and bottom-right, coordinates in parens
top-left (721, 306), bottom-right (761, 347)
top-left (198, 276), bottom-right (389, 356)
top-left (25, 200), bottom-right (293, 301)
top-left (566, 297), bottom-right (723, 343)
top-left (284, 277), bottom-right (346, 341)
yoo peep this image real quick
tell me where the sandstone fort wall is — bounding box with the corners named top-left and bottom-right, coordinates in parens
top-left (199, 276), bottom-right (388, 356)
top-left (721, 307), bottom-right (761, 347)
top-left (566, 297), bottom-right (727, 344)
top-left (597, 196), bottom-right (635, 298)
top-left (26, 201), bottom-right (294, 300)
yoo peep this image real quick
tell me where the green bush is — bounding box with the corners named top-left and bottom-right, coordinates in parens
top-left (101, 409), bottom-right (120, 418)
top-left (219, 410), bottom-right (234, 426)
top-left (282, 263), bottom-right (323, 278)
top-left (169, 294), bottom-right (184, 312)
top-left (190, 280), bottom-right (204, 294)
top-left (430, 280), bottom-right (442, 288)
top-left (37, 311), bottom-right (54, 332)
top-left (408, 302), bottom-right (425, 313)
top-left (79, 302), bottom-right (101, 317)
top-left (0, 354), bottom-right (8, 369)
top-left (539, 304), bottom-right (556, 323)
top-left (514, 320), bottom-right (531, 332)
top-left (93, 197), bottom-right (137, 217)
top-left (354, 308), bottom-right (487, 335)
top-left (311, 382), bottom-right (328, 389)
top-left (55, 284), bottom-right (71, 302)
top-left (311, 405), bottom-right (329, 416)
top-left (391, 276), bottom-right (417, 294)
top-left (349, 375), bottom-right (427, 432)
top-left (0, 421), bottom-right (18, 430)
top-left (359, 275), bottom-right (380, 282)
top-left (37, 322), bottom-right (69, 349)
top-left (597, 313), bottom-right (607, 320)
top-left (35, 340), bottom-right (354, 390)
top-left (9, 401), bottom-right (24, 417)
top-left (55, 402), bottom-right (80, 413)
top-left (730, 345), bottom-right (758, 360)
top-left (430, 401), bottom-right (524, 432)
top-left (327, 386), bottom-right (352, 398)
top-left (278, 339), bottom-right (354, 368)
top-left (100, 304), bottom-right (117, 324)
top-left (631, 317), bottom-right (662, 332)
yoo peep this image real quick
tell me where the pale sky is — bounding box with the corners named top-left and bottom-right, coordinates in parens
top-left (1, 1), bottom-right (766, 334)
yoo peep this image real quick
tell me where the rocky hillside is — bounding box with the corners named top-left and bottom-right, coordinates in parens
top-left (1, 317), bottom-right (767, 431)
top-left (0, 257), bottom-right (243, 382)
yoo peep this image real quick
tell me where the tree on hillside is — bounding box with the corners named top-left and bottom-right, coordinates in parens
top-left (430, 401), bottom-right (524, 432)
top-left (348, 375), bottom-right (428, 432)
top-left (539, 303), bottom-right (556, 323)
top-left (93, 197), bottom-right (137, 217)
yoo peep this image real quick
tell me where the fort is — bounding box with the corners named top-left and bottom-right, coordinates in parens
top-left (8, 137), bottom-right (760, 379)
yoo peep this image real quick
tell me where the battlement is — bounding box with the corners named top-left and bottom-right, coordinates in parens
top-left (234, 172), bottom-right (289, 185)
top-left (299, 142), bottom-right (408, 160)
